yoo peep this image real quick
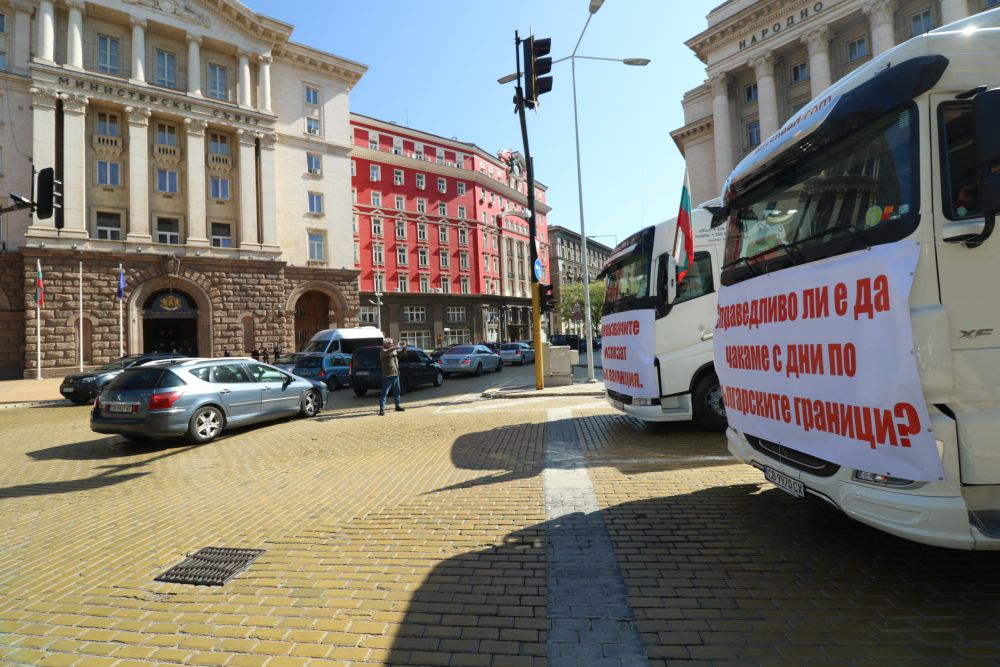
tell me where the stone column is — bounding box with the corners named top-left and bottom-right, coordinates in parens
top-left (125, 106), bottom-right (152, 243)
top-left (60, 93), bottom-right (89, 238)
top-left (258, 133), bottom-right (279, 252)
top-left (237, 129), bottom-right (259, 249)
top-left (802, 26), bottom-right (833, 100)
top-left (130, 18), bottom-right (146, 84)
top-left (28, 88), bottom-right (57, 233)
top-left (36, 0), bottom-right (55, 64)
top-left (12, 1), bottom-right (33, 70)
top-left (710, 74), bottom-right (733, 192)
top-left (65, 0), bottom-right (84, 70)
top-left (864, 0), bottom-right (897, 56)
top-left (258, 54), bottom-right (272, 113)
top-left (187, 36), bottom-right (202, 96)
top-left (185, 119), bottom-right (209, 247)
top-left (750, 52), bottom-right (779, 140)
top-left (940, 0), bottom-right (969, 25)
top-left (238, 52), bottom-right (252, 108)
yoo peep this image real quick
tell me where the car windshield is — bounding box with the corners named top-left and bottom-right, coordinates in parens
top-left (296, 356), bottom-right (323, 368)
top-left (449, 346), bottom-right (474, 354)
top-left (276, 353), bottom-right (302, 364)
top-left (97, 355), bottom-right (142, 371)
top-left (301, 339), bottom-right (330, 353)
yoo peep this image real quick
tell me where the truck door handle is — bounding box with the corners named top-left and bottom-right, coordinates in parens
top-left (700, 331), bottom-right (714, 341)
top-left (219, 388), bottom-right (231, 394)
top-left (262, 387), bottom-right (271, 391)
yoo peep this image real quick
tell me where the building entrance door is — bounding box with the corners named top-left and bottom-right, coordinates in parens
top-left (294, 291), bottom-right (329, 347)
top-left (143, 290), bottom-right (199, 355)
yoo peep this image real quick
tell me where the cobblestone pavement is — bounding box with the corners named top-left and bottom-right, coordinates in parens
top-left (1, 364), bottom-right (1000, 666)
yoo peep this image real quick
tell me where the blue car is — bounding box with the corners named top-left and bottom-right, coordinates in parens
top-left (291, 353), bottom-right (352, 390)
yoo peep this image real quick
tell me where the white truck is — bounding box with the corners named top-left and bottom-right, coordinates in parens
top-left (599, 200), bottom-right (728, 431)
top-left (717, 9), bottom-right (1000, 549)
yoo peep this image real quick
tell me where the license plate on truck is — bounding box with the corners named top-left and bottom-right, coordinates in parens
top-left (763, 466), bottom-right (804, 498)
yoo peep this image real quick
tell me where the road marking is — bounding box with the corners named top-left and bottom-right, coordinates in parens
top-left (544, 407), bottom-right (649, 666)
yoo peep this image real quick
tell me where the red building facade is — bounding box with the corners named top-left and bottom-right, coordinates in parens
top-left (350, 114), bottom-right (550, 346)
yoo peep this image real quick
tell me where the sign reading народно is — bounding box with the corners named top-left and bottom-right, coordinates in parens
top-left (601, 310), bottom-right (659, 400)
top-left (713, 242), bottom-right (943, 482)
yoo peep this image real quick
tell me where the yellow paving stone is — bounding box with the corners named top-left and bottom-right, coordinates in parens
top-left (149, 647), bottom-right (194, 662)
top-left (111, 646), bottom-right (157, 659)
top-left (74, 657), bottom-right (117, 667)
top-left (227, 654), bottom-right (270, 667)
top-left (186, 652), bottom-right (231, 666)
top-left (324, 646), bottom-right (370, 661)
top-left (262, 657), bottom-right (312, 667)
top-left (177, 636), bottom-right (219, 650)
top-left (218, 638), bottom-right (258, 653)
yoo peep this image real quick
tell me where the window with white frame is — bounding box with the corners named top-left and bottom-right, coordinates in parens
top-left (847, 37), bottom-right (867, 62)
top-left (392, 137), bottom-right (403, 155)
top-left (397, 273), bottom-right (409, 292)
top-left (208, 63), bottom-right (227, 100)
top-left (395, 194), bottom-right (405, 210)
top-left (156, 123), bottom-right (176, 146)
top-left (417, 223), bottom-right (427, 241)
top-left (791, 61), bottom-right (809, 84)
top-left (156, 168), bottom-right (178, 193)
top-left (443, 328), bottom-right (467, 345)
top-left (95, 211), bottom-right (122, 240)
top-left (306, 117), bottom-right (321, 135)
top-left (460, 277), bottom-right (470, 294)
top-left (373, 271), bottom-right (385, 291)
top-left (370, 164), bottom-right (380, 181)
top-left (97, 34), bottom-right (120, 74)
top-left (438, 202), bottom-right (447, 217)
top-left (210, 132), bottom-right (229, 155)
top-left (418, 247), bottom-right (429, 266)
top-left (307, 153), bottom-right (322, 175)
top-left (210, 176), bottom-right (230, 200)
top-left (353, 241), bottom-right (360, 265)
top-left (396, 219), bottom-right (407, 239)
top-left (359, 306), bottom-right (377, 324)
top-left (308, 232), bottom-right (325, 261)
top-left (372, 243), bottom-right (384, 265)
top-left (351, 188), bottom-right (357, 203)
top-left (417, 198), bottom-right (426, 213)
top-left (308, 191), bottom-right (324, 214)
top-left (400, 330), bottom-right (432, 349)
top-left (350, 159), bottom-right (356, 177)
top-left (403, 306), bottom-right (426, 323)
top-left (372, 216), bottom-right (383, 236)
top-left (97, 111), bottom-right (119, 137)
top-left (440, 251), bottom-right (450, 268)
top-left (457, 205), bottom-right (466, 219)
top-left (305, 85), bottom-right (319, 106)
top-left (457, 182), bottom-right (466, 195)
top-left (458, 228), bottom-right (468, 245)
top-left (371, 191), bottom-right (382, 207)
top-left (211, 222), bottom-right (233, 248)
top-left (156, 217), bottom-right (180, 244)
top-left (911, 9), bottom-right (932, 36)
top-left (394, 168), bottom-right (403, 185)
top-left (416, 173), bottom-right (425, 189)
top-left (368, 131), bottom-right (378, 150)
top-left (352, 213), bottom-right (358, 234)
top-left (97, 160), bottom-right (121, 186)
top-left (414, 143), bottom-right (424, 160)
top-left (396, 245), bottom-right (408, 265)
top-left (746, 120), bottom-right (761, 148)
top-left (441, 278), bottom-right (451, 294)
top-left (446, 306), bottom-right (466, 322)
top-left (419, 275), bottom-right (430, 293)
top-left (437, 177), bottom-right (447, 193)
top-left (459, 251), bottom-right (469, 269)
top-left (435, 147), bottom-right (444, 165)
top-left (155, 50), bottom-right (176, 87)
top-left (493, 256), bottom-right (498, 273)
top-left (744, 82), bottom-right (758, 103)
top-left (439, 225), bottom-right (448, 243)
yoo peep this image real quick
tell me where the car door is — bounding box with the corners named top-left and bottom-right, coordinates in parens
top-left (246, 362), bottom-right (299, 416)
top-left (331, 355), bottom-right (350, 385)
top-left (210, 363), bottom-right (260, 422)
top-left (413, 350), bottom-right (434, 384)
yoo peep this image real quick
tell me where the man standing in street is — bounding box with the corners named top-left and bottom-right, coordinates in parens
top-left (378, 338), bottom-right (407, 416)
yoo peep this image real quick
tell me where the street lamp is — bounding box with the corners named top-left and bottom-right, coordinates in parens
top-left (368, 291), bottom-right (383, 333)
top-left (556, 2), bottom-right (650, 382)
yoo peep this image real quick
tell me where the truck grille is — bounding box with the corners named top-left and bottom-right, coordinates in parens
top-left (746, 434), bottom-right (840, 477)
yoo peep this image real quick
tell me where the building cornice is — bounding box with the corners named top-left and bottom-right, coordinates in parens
top-left (274, 42), bottom-right (368, 90)
top-left (669, 117), bottom-right (714, 153)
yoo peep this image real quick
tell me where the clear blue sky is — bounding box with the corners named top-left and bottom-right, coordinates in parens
top-left (245, 0), bottom-right (710, 248)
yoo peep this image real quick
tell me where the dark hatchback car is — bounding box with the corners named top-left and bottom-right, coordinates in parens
top-left (349, 346), bottom-right (444, 396)
top-left (60, 352), bottom-right (186, 404)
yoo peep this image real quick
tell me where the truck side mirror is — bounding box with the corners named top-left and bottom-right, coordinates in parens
top-left (657, 253), bottom-right (677, 307)
top-left (970, 88), bottom-right (1000, 246)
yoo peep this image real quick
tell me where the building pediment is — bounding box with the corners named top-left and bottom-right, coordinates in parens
top-left (112, 0), bottom-right (293, 46)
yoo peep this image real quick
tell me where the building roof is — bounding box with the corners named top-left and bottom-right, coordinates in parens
top-left (546, 226), bottom-right (614, 254)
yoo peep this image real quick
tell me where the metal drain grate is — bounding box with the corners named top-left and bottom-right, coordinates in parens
top-left (155, 547), bottom-right (264, 586)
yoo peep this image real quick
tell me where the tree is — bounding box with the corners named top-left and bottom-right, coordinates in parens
top-left (557, 280), bottom-right (606, 337)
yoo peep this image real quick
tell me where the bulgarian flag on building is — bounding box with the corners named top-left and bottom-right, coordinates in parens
top-left (673, 168), bottom-right (695, 284)
top-left (35, 259), bottom-right (45, 307)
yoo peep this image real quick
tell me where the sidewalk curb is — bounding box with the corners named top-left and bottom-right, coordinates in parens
top-left (481, 385), bottom-right (606, 399)
top-left (0, 399), bottom-right (72, 409)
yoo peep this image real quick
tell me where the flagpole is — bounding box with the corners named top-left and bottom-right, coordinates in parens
top-left (79, 261), bottom-right (83, 372)
top-left (118, 263), bottom-right (124, 357)
top-left (35, 259), bottom-right (41, 380)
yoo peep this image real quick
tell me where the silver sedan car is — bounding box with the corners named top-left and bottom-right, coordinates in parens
top-left (438, 345), bottom-right (503, 377)
top-left (90, 358), bottom-right (327, 443)
top-left (499, 342), bottom-right (536, 365)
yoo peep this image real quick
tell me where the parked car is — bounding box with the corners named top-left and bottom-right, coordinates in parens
top-left (273, 352), bottom-right (307, 372)
top-left (439, 345), bottom-right (503, 377)
top-left (429, 347), bottom-right (449, 362)
top-left (60, 352), bottom-right (186, 405)
top-left (291, 353), bottom-right (351, 390)
top-left (499, 342), bottom-right (535, 366)
top-left (90, 358), bottom-right (327, 444)
top-left (349, 346), bottom-right (444, 396)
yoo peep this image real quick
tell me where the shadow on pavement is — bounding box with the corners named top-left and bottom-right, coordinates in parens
top-left (386, 484), bottom-right (1000, 665)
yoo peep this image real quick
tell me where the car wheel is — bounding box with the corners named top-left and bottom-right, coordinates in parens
top-left (299, 390), bottom-right (321, 418)
top-left (433, 371), bottom-right (444, 387)
top-left (495, 361), bottom-right (502, 373)
top-left (474, 363), bottom-right (483, 377)
top-left (354, 386), bottom-right (367, 397)
top-left (692, 373), bottom-right (727, 433)
top-left (519, 357), bottom-right (525, 366)
top-left (188, 406), bottom-right (223, 444)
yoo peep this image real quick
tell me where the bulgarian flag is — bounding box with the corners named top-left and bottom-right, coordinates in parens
top-left (673, 169), bottom-right (695, 284)
top-left (35, 259), bottom-right (45, 307)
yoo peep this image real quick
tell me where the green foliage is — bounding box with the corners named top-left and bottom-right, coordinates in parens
top-left (557, 280), bottom-right (606, 336)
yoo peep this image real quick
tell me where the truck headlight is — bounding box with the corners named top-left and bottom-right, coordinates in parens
top-left (853, 470), bottom-right (915, 486)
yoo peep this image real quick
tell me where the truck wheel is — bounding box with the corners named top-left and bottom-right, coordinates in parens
top-left (692, 374), bottom-right (727, 432)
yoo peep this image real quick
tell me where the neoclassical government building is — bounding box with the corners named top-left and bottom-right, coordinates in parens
top-left (672, 0), bottom-right (999, 205)
top-left (0, 0), bottom-right (366, 377)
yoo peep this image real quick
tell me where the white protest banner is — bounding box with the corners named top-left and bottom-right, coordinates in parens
top-left (713, 241), bottom-right (943, 482)
top-left (601, 309), bottom-right (658, 399)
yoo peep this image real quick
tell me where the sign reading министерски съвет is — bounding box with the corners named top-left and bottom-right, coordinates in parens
top-left (713, 242), bottom-right (943, 482)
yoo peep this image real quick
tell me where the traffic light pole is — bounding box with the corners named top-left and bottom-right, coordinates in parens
top-left (514, 30), bottom-right (544, 390)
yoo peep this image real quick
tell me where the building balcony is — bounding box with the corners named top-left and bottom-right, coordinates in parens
top-left (154, 143), bottom-right (182, 164)
top-left (92, 134), bottom-right (122, 158)
top-left (207, 152), bottom-right (232, 171)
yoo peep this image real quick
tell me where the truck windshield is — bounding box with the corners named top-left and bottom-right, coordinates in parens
top-left (602, 228), bottom-right (655, 315)
top-left (723, 105), bottom-right (918, 285)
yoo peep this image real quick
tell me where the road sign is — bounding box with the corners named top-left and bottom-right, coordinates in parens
top-left (534, 259), bottom-right (543, 281)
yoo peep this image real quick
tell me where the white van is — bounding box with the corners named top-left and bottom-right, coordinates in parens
top-left (301, 327), bottom-right (385, 356)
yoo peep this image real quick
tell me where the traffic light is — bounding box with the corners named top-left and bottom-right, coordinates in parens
top-left (522, 35), bottom-right (552, 109)
top-left (540, 282), bottom-right (555, 313)
top-left (35, 167), bottom-right (62, 223)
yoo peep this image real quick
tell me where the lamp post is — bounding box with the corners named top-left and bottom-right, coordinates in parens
top-left (553, 3), bottom-right (649, 381)
top-left (369, 291), bottom-right (383, 333)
